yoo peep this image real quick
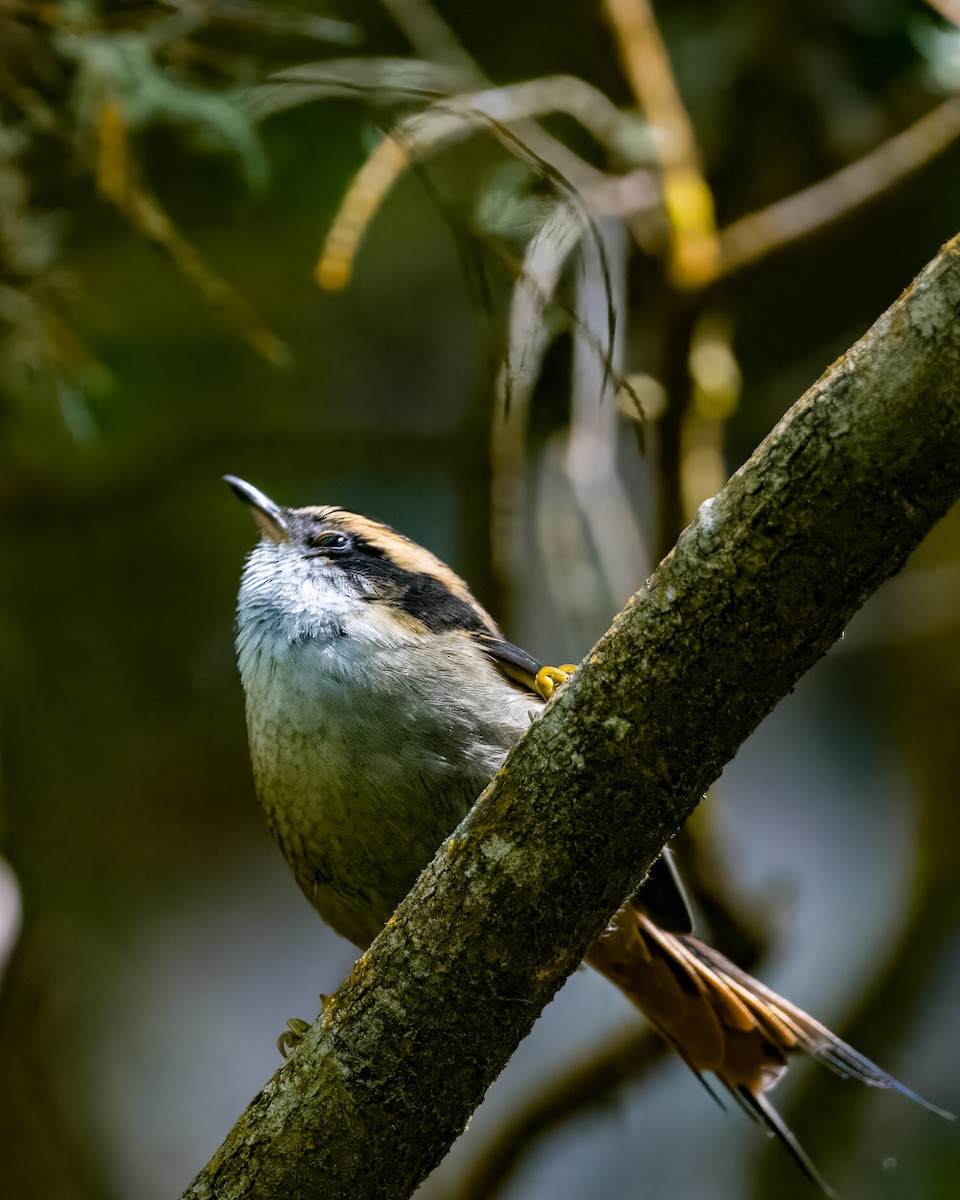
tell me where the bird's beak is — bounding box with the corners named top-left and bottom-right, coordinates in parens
top-left (224, 476), bottom-right (289, 544)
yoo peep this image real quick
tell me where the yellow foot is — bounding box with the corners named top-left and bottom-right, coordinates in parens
top-left (534, 663), bottom-right (577, 701)
top-left (278, 1017), bottom-right (311, 1058)
top-left (277, 993), bottom-right (333, 1057)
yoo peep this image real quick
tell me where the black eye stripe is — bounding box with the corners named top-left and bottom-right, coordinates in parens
top-left (393, 572), bottom-right (490, 634)
top-left (295, 522), bottom-right (494, 635)
top-left (355, 556), bottom-right (490, 634)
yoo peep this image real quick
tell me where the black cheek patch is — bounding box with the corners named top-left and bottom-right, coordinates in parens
top-left (353, 545), bottom-right (490, 635)
top-left (395, 571), bottom-right (491, 634)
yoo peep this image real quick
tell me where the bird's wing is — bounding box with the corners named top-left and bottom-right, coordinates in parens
top-left (470, 631), bottom-right (546, 695)
top-left (635, 847), bottom-right (695, 933)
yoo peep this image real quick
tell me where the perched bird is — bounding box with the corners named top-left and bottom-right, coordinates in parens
top-left (227, 475), bottom-right (948, 1195)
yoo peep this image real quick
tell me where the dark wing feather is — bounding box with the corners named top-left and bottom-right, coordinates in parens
top-left (471, 631), bottom-right (545, 695)
top-left (634, 847), bottom-right (695, 934)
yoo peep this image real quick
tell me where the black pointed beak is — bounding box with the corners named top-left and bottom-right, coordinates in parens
top-left (224, 475), bottom-right (289, 544)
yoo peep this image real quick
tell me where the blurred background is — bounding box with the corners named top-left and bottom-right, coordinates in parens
top-left (1, 1), bottom-right (960, 1197)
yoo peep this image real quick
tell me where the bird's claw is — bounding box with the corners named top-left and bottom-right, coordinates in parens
top-left (276, 994), bottom-right (334, 1057)
top-left (278, 1017), bottom-right (311, 1058)
top-left (534, 663), bottom-right (577, 701)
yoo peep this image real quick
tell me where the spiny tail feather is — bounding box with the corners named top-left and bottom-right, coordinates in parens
top-left (735, 1085), bottom-right (839, 1200)
top-left (678, 935), bottom-right (954, 1120)
top-left (649, 1016), bottom-right (839, 1198)
top-left (587, 903), bottom-right (952, 1197)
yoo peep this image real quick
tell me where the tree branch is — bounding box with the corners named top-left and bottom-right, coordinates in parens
top-left (183, 234), bottom-right (960, 1200)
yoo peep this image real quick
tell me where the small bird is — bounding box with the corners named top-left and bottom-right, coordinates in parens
top-left (227, 475), bottom-right (948, 1195)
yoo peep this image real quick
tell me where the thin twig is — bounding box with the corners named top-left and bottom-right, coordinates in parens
top-left (159, 0), bottom-right (361, 45)
top-left (377, 0), bottom-right (480, 76)
top-left (563, 216), bottom-right (650, 604)
top-left (313, 0), bottom-right (481, 290)
top-left (716, 96), bottom-right (960, 278)
top-left (316, 133), bottom-right (411, 291)
top-left (95, 101), bottom-right (290, 366)
top-left (489, 205), bottom-right (582, 606)
top-left (313, 0), bottom-right (656, 293)
top-left (314, 75), bottom-right (656, 291)
top-left (602, 0), bottom-right (719, 287)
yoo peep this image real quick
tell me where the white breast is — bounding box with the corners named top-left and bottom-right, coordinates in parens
top-left (235, 540), bottom-right (539, 946)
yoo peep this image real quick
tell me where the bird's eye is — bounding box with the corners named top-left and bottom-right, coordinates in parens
top-left (310, 531), bottom-right (350, 554)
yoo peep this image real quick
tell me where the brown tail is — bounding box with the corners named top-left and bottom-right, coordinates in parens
top-left (586, 898), bottom-right (951, 1196)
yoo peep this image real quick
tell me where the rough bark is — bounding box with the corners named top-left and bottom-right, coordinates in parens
top-left (183, 233), bottom-right (960, 1200)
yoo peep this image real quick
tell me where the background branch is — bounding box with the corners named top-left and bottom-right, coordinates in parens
top-left (451, 1025), bottom-right (665, 1200)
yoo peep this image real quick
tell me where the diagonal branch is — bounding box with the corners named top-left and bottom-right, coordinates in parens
top-left (183, 234), bottom-right (960, 1200)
